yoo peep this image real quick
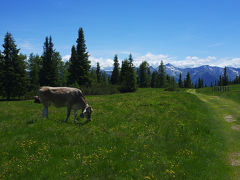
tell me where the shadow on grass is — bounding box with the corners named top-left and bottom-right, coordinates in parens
top-left (78, 120), bottom-right (91, 126)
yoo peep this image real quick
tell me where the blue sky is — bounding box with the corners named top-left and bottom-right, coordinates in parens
top-left (1, 0), bottom-right (240, 68)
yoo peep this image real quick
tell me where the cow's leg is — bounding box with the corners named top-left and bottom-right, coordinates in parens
top-left (73, 110), bottom-right (78, 123)
top-left (64, 106), bottom-right (71, 122)
top-left (42, 104), bottom-right (48, 118)
top-left (45, 105), bottom-right (48, 118)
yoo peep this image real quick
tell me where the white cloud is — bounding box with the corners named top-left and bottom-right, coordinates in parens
top-left (208, 42), bottom-right (224, 47)
top-left (89, 56), bottom-right (114, 69)
top-left (62, 55), bottom-right (71, 62)
top-left (62, 52), bottom-right (240, 69)
top-left (19, 41), bottom-right (35, 51)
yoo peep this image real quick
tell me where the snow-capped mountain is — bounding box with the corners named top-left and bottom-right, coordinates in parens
top-left (101, 64), bottom-right (240, 86)
top-left (161, 64), bottom-right (240, 86)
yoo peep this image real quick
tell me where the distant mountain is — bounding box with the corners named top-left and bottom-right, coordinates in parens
top-left (100, 64), bottom-right (240, 86)
top-left (164, 64), bottom-right (240, 86)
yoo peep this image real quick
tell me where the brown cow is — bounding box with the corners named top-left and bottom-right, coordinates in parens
top-left (35, 86), bottom-right (93, 123)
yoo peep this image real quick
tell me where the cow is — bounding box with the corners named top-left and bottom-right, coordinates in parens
top-left (34, 86), bottom-right (93, 123)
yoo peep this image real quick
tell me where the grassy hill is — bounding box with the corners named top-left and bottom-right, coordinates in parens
top-left (196, 84), bottom-right (240, 104)
top-left (0, 88), bottom-right (230, 179)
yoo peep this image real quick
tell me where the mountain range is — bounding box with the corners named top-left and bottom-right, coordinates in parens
top-left (101, 64), bottom-right (240, 86)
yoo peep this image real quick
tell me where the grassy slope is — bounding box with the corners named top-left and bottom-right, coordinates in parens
top-left (196, 84), bottom-right (240, 104)
top-left (0, 89), bottom-right (230, 179)
top-left (196, 85), bottom-right (240, 179)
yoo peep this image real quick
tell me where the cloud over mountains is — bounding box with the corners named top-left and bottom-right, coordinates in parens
top-left (63, 52), bottom-right (240, 69)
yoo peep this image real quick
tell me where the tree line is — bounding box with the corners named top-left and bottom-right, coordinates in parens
top-left (0, 28), bottom-right (239, 99)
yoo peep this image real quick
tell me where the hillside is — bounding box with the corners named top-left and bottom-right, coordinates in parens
top-left (0, 89), bottom-right (231, 179)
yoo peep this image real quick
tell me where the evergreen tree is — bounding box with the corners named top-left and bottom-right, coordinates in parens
top-left (28, 53), bottom-right (41, 94)
top-left (138, 61), bottom-right (151, 87)
top-left (233, 76), bottom-right (240, 84)
top-left (119, 55), bottom-right (137, 92)
top-left (111, 54), bottom-right (120, 84)
top-left (151, 71), bottom-right (158, 88)
top-left (53, 51), bottom-right (65, 86)
top-left (197, 78), bottom-right (204, 88)
top-left (1, 33), bottom-right (27, 99)
top-left (158, 60), bottom-right (166, 88)
top-left (96, 62), bottom-right (101, 83)
top-left (39, 36), bottom-right (58, 86)
top-left (184, 72), bottom-right (192, 88)
top-left (0, 50), bottom-right (3, 95)
top-left (218, 75), bottom-right (222, 86)
top-left (178, 73), bottom-right (183, 88)
top-left (68, 45), bottom-right (77, 85)
top-left (222, 66), bottom-right (228, 86)
top-left (76, 28), bottom-right (91, 86)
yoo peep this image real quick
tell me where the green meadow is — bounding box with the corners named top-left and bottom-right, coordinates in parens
top-left (1, 88), bottom-right (237, 179)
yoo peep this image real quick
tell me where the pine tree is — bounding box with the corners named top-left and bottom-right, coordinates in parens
top-left (0, 50), bottom-right (3, 95)
top-left (111, 54), bottom-right (120, 84)
top-left (138, 61), bottom-right (151, 87)
top-left (119, 55), bottom-right (137, 92)
top-left (68, 45), bottom-right (77, 85)
top-left (197, 78), bottom-right (204, 88)
top-left (218, 75), bottom-right (222, 86)
top-left (1, 32), bottom-right (27, 99)
top-left (222, 66), bottom-right (228, 86)
top-left (76, 28), bottom-right (91, 86)
top-left (151, 71), bottom-right (158, 88)
top-left (28, 53), bottom-right (41, 94)
top-left (184, 72), bottom-right (191, 88)
top-left (178, 73), bottom-right (183, 88)
top-left (96, 62), bottom-right (101, 83)
top-left (39, 36), bottom-right (58, 86)
top-left (158, 60), bottom-right (166, 88)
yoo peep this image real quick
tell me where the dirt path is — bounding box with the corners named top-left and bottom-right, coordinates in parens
top-left (188, 89), bottom-right (240, 179)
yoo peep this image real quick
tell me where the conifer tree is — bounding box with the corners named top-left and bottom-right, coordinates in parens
top-left (119, 55), bottom-right (137, 92)
top-left (218, 75), bottom-right (222, 86)
top-left (1, 33), bottom-right (27, 99)
top-left (178, 73), bottom-right (183, 88)
top-left (76, 28), bottom-right (91, 86)
top-left (158, 60), bottom-right (166, 88)
top-left (111, 54), bottom-right (120, 84)
top-left (28, 53), bottom-right (41, 93)
top-left (39, 36), bottom-right (58, 86)
top-left (222, 66), bottom-right (228, 86)
top-left (0, 50), bottom-right (3, 95)
top-left (138, 61), bottom-right (151, 87)
top-left (184, 72), bottom-right (192, 88)
top-left (197, 78), bottom-right (204, 88)
top-left (96, 62), bottom-right (101, 83)
top-left (68, 45), bottom-right (77, 85)
top-left (151, 71), bottom-right (158, 88)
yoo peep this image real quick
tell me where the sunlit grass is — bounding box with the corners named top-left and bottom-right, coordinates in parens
top-left (0, 88), bottom-right (230, 179)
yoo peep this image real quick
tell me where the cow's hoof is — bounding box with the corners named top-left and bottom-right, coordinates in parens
top-left (80, 113), bottom-right (84, 118)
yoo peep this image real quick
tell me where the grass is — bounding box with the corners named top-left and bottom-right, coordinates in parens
top-left (196, 84), bottom-right (240, 104)
top-left (0, 88), bottom-right (231, 179)
top-left (195, 85), bottom-right (240, 179)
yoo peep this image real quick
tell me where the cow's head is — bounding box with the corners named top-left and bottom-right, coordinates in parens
top-left (81, 105), bottom-right (93, 121)
top-left (34, 96), bottom-right (41, 103)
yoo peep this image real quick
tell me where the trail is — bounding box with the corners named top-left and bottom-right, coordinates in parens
top-left (188, 89), bottom-right (240, 179)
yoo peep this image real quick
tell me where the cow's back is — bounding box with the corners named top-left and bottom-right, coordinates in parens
top-left (39, 87), bottom-right (83, 107)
